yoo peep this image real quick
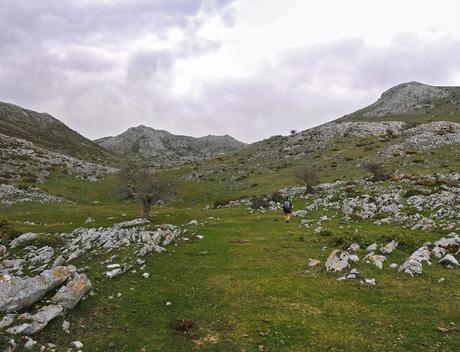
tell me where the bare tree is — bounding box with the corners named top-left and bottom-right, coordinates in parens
top-left (115, 163), bottom-right (176, 218)
top-left (362, 162), bottom-right (388, 182)
top-left (294, 166), bottom-right (319, 194)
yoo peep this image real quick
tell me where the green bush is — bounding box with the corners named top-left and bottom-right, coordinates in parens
top-left (250, 196), bottom-right (269, 209)
top-left (270, 191), bottom-right (284, 203)
top-left (319, 229), bottom-right (332, 237)
top-left (29, 234), bottom-right (65, 248)
top-left (0, 220), bottom-right (22, 242)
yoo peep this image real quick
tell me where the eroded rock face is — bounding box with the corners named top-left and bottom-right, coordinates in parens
top-left (325, 250), bottom-right (350, 272)
top-left (0, 265), bottom-right (75, 313)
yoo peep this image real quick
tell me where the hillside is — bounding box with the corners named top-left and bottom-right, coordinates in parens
top-left (95, 125), bottom-right (246, 162)
top-left (0, 101), bottom-right (114, 163)
top-left (340, 81), bottom-right (460, 122)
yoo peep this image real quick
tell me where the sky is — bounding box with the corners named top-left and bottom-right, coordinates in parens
top-left (0, 0), bottom-right (459, 143)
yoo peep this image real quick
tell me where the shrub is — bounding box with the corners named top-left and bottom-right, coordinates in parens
top-left (29, 234), bottom-right (65, 248)
top-left (293, 166), bottom-right (320, 193)
top-left (270, 191), bottom-right (284, 203)
top-left (404, 188), bottom-right (429, 198)
top-left (361, 162), bottom-right (388, 182)
top-left (250, 196), bottom-right (269, 209)
top-left (0, 220), bottom-right (22, 242)
top-left (319, 229), bottom-right (332, 237)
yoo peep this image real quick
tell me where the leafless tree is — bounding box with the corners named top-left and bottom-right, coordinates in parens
top-left (115, 163), bottom-right (176, 218)
top-left (362, 162), bottom-right (388, 182)
top-left (294, 166), bottom-right (319, 194)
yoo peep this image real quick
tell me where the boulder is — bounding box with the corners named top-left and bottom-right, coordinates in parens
top-left (325, 250), bottom-right (350, 272)
top-left (0, 266), bottom-right (75, 313)
top-left (439, 254), bottom-right (459, 267)
top-left (105, 268), bottom-right (122, 279)
top-left (10, 233), bottom-right (38, 249)
top-left (51, 273), bottom-right (92, 310)
top-left (7, 304), bottom-right (63, 335)
top-left (366, 243), bottom-right (377, 252)
top-left (307, 259), bottom-right (321, 267)
top-left (348, 243), bottom-right (360, 252)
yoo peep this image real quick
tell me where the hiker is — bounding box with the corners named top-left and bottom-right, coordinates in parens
top-left (283, 197), bottom-right (293, 223)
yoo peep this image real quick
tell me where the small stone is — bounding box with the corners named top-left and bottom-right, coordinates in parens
top-left (366, 243), bottom-right (377, 252)
top-left (307, 259), bottom-right (321, 267)
top-left (71, 341), bottom-right (84, 349)
top-left (187, 220), bottom-right (199, 226)
top-left (24, 338), bottom-right (36, 350)
top-left (438, 278), bottom-right (445, 283)
top-left (142, 273), bottom-right (150, 279)
top-left (348, 243), bottom-right (360, 252)
top-left (166, 301), bottom-right (172, 306)
top-left (62, 320), bottom-right (70, 334)
top-left (389, 263), bottom-right (398, 269)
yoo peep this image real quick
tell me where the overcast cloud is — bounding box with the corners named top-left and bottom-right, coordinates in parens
top-left (0, 0), bottom-right (459, 142)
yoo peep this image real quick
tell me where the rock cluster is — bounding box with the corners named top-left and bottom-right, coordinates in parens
top-left (0, 218), bottom-right (187, 348)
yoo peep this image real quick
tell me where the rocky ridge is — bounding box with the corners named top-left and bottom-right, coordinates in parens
top-left (0, 101), bottom-right (113, 163)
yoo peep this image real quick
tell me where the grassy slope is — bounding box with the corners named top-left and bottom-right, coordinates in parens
top-left (1, 169), bottom-right (460, 351)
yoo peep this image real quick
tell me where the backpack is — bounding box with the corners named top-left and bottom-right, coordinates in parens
top-left (283, 200), bottom-right (292, 212)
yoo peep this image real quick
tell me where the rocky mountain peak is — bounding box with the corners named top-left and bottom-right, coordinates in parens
top-left (95, 125), bottom-right (246, 162)
top-left (340, 81), bottom-right (460, 120)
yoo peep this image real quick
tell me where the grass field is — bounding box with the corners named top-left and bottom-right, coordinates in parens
top-left (1, 171), bottom-right (459, 352)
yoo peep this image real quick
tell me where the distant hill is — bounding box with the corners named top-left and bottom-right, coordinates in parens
top-left (0, 101), bottom-right (114, 163)
top-left (340, 81), bottom-right (460, 123)
top-left (95, 125), bottom-right (246, 162)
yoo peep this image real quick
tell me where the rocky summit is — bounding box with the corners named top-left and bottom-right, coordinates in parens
top-left (94, 125), bottom-right (246, 162)
top-left (341, 81), bottom-right (460, 120)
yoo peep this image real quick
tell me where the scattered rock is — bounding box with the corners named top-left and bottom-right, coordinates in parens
top-left (381, 240), bottom-right (398, 254)
top-left (105, 268), bottom-right (123, 279)
top-left (308, 259), bottom-right (321, 267)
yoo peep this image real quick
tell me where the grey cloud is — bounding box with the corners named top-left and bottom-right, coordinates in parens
top-left (0, 1), bottom-right (459, 144)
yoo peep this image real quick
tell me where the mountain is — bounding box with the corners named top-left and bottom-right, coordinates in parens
top-left (0, 101), bottom-right (114, 163)
top-left (340, 81), bottom-right (460, 122)
top-left (95, 125), bottom-right (246, 162)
